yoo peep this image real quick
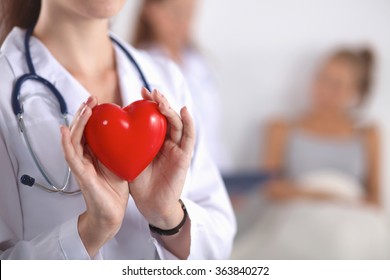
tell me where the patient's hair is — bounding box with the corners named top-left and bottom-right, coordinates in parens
top-left (0, 0), bottom-right (41, 45)
top-left (329, 48), bottom-right (375, 103)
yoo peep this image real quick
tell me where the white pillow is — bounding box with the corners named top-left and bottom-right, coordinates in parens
top-left (296, 170), bottom-right (364, 202)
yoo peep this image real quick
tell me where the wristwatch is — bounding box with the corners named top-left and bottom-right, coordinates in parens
top-left (149, 199), bottom-right (188, 236)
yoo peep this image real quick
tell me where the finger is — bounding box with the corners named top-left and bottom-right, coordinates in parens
top-left (61, 126), bottom-right (84, 176)
top-left (87, 95), bottom-right (99, 109)
top-left (148, 89), bottom-right (166, 104)
top-left (179, 106), bottom-right (196, 154)
top-left (141, 87), bottom-right (153, 101)
top-left (70, 105), bottom-right (92, 156)
top-left (153, 91), bottom-right (183, 143)
top-left (69, 96), bottom-right (98, 128)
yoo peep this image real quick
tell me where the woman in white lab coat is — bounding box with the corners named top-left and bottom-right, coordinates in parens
top-left (0, 0), bottom-right (235, 259)
top-left (133, 0), bottom-right (232, 172)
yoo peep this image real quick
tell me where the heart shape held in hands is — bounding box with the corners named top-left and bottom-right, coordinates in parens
top-left (84, 100), bottom-right (167, 181)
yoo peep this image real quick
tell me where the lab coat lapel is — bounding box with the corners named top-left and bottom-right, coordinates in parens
top-left (28, 34), bottom-right (90, 118)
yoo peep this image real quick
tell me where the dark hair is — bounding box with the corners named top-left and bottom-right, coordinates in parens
top-left (0, 0), bottom-right (41, 45)
top-left (330, 48), bottom-right (375, 103)
top-left (133, 0), bottom-right (166, 48)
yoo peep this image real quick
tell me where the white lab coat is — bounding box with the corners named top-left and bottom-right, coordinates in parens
top-left (0, 28), bottom-right (236, 260)
top-left (145, 47), bottom-right (233, 173)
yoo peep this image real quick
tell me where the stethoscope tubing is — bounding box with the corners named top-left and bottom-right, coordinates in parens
top-left (12, 26), bottom-right (151, 194)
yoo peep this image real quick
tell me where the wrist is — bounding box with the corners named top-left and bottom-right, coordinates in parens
top-left (147, 200), bottom-right (184, 230)
top-left (149, 199), bottom-right (187, 235)
top-left (78, 212), bottom-right (118, 257)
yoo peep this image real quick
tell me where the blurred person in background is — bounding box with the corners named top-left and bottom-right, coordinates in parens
top-left (232, 48), bottom-right (390, 259)
top-left (133, 0), bottom-right (232, 172)
top-left (262, 48), bottom-right (379, 206)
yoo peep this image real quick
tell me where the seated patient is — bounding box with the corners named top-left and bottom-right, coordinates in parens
top-left (262, 48), bottom-right (380, 206)
top-left (231, 48), bottom-right (389, 260)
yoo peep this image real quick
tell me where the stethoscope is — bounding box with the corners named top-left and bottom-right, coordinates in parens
top-left (12, 26), bottom-right (151, 195)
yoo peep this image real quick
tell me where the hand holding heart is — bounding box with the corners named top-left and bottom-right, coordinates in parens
top-left (60, 88), bottom-right (195, 257)
top-left (130, 88), bottom-right (195, 230)
top-left (61, 96), bottom-right (129, 257)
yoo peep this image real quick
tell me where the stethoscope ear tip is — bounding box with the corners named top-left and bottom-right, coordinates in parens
top-left (20, 174), bottom-right (35, 187)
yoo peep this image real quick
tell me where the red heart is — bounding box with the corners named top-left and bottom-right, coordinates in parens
top-left (84, 100), bottom-right (167, 181)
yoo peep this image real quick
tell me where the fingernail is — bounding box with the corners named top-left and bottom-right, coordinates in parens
top-left (143, 87), bottom-right (151, 94)
top-left (84, 96), bottom-right (92, 105)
